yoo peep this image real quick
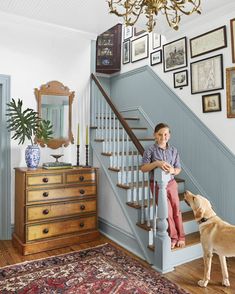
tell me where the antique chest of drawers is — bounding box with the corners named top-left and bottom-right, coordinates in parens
top-left (13, 167), bottom-right (99, 255)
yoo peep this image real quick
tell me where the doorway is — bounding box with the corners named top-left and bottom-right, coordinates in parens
top-left (0, 74), bottom-right (11, 239)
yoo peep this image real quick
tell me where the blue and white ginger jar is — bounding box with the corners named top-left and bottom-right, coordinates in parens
top-left (25, 145), bottom-right (40, 169)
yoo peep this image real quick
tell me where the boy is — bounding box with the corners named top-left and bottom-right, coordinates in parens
top-left (141, 123), bottom-right (185, 249)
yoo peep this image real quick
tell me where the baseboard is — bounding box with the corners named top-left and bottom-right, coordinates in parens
top-left (98, 217), bottom-right (146, 261)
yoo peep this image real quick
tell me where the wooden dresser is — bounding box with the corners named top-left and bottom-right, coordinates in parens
top-left (13, 167), bottom-right (99, 255)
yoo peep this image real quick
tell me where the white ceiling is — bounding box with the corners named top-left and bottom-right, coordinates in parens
top-left (0, 0), bottom-right (234, 36)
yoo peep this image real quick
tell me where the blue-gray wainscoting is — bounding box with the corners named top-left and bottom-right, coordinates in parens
top-left (98, 65), bottom-right (235, 224)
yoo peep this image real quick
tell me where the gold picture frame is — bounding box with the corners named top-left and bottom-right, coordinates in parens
top-left (226, 67), bottom-right (235, 118)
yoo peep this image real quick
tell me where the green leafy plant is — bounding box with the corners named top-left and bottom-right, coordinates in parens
top-left (6, 98), bottom-right (53, 145)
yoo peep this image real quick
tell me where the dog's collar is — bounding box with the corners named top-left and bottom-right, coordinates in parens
top-left (198, 215), bottom-right (216, 225)
top-left (198, 217), bottom-right (208, 224)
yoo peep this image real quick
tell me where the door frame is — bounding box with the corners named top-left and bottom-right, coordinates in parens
top-left (0, 74), bottom-right (11, 239)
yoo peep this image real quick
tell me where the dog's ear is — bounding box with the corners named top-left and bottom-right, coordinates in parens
top-left (194, 207), bottom-right (205, 220)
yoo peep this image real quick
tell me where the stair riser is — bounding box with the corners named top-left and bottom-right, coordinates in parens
top-left (102, 141), bottom-right (143, 154)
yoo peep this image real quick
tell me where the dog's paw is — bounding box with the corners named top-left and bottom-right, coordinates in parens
top-left (198, 280), bottom-right (208, 287)
top-left (222, 279), bottom-right (230, 287)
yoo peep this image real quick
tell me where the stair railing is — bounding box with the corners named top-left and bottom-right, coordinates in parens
top-left (91, 73), bottom-right (172, 272)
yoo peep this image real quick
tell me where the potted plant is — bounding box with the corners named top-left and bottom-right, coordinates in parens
top-left (6, 98), bottom-right (53, 169)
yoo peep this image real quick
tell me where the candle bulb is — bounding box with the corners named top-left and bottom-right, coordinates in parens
top-left (86, 126), bottom-right (89, 145)
top-left (77, 124), bottom-right (80, 145)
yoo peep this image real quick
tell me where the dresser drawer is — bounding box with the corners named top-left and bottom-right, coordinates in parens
top-left (27, 174), bottom-right (63, 186)
top-left (26, 199), bottom-right (96, 221)
top-left (26, 215), bottom-right (96, 241)
top-left (66, 172), bottom-right (95, 184)
top-left (27, 185), bottom-right (96, 203)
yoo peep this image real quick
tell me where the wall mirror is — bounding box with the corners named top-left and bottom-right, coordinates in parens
top-left (35, 81), bottom-right (74, 149)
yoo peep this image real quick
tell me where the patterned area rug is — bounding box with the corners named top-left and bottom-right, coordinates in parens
top-left (0, 243), bottom-right (188, 293)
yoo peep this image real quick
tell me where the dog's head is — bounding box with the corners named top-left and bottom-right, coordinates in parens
top-left (184, 191), bottom-right (216, 221)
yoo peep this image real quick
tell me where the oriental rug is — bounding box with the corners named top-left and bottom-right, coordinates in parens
top-left (0, 243), bottom-right (188, 293)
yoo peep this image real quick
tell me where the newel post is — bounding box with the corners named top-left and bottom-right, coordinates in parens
top-left (152, 169), bottom-right (174, 273)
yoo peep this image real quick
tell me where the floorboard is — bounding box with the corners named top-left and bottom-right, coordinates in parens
top-left (0, 235), bottom-right (235, 293)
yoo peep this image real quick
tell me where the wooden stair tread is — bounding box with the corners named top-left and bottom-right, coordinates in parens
top-left (148, 231), bottom-right (200, 252)
top-left (100, 127), bottom-right (147, 130)
top-left (117, 179), bottom-right (185, 190)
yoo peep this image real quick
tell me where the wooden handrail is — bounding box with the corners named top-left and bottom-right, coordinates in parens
top-left (91, 73), bottom-right (145, 155)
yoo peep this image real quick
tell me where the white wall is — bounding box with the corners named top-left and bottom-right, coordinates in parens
top-left (120, 3), bottom-right (235, 155)
top-left (0, 12), bottom-right (95, 222)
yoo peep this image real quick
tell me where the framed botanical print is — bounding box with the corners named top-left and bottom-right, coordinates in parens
top-left (131, 34), bottom-right (149, 63)
top-left (202, 93), bottom-right (221, 113)
top-left (163, 37), bottom-right (187, 72)
top-left (123, 40), bottom-right (130, 64)
top-left (190, 26), bottom-right (227, 58)
top-left (150, 50), bottom-right (162, 66)
top-left (173, 70), bottom-right (188, 88)
top-left (190, 54), bottom-right (224, 94)
top-left (226, 67), bottom-right (235, 118)
top-left (152, 33), bottom-right (161, 49)
top-left (230, 18), bottom-right (235, 63)
top-left (123, 26), bottom-right (133, 40)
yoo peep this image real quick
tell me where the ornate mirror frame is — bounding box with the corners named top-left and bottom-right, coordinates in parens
top-left (35, 81), bottom-right (74, 149)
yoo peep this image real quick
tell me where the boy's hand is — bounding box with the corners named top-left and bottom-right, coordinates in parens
top-left (158, 161), bottom-right (171, 172)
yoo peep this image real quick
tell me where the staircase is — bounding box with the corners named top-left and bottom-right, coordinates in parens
top-left (90, 74), bottom-right (202, 273)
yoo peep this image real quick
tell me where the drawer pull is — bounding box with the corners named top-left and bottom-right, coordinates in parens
top-left (43, 228), bottom-right (49, 234)
top-left (42, 177), bottom-right (49, 183)
top-left (80, 204), bottom-right (85, 210)
top-left (79, 176), bottom-right (84, 181)
top-left (79, 189), bottom-right (85, 194)
top-left (43, 192), bottom-right (49, 197)
top-left (43, 209), bottom-right (49, 215)
top-left (79, 222), bottom-right (85, 228)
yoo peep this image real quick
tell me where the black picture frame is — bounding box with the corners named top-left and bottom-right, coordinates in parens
top-left (173, 70), bottom-right (188, 88)
top-left (202, 93), bottom-right (222, 113)
top-left (190, 54), bottom-right (224, 94)
top-left (163, 37), bottom-right (187, 72)
top-left (131, 34), bottom-right (149, 63)
top-left (150, 50), bottom-right (162, 66)
top-left (123, 40), bottom-right (130, 64)
top-left (190, 26), bottom-right (227, 58)
top-left (134, 27), bottom-right (146, 36)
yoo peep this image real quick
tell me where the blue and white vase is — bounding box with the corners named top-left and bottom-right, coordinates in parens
top-left (25, 145), bottom-right (40, 169)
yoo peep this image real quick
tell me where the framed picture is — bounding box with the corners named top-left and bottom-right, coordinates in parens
top-left (190, 54), bottom-right (224, 94)
top-left (173, 70), bottom-right (188, 88)
top-left (134, 27), bottom-right (146, 36)
top-left (226, 67), bottom-right (235, 118)
top-left (202, 93), bottom-right (221, 113)
top-left (131, 34), bottom-right (149, 63)
top-left (150, 50), bottom-right (162, 66)
top-left (123, 26), bottom-right (133, 40)
top-left (230, 19), bottom-right (235, 63)
top-left (152, 33), bottom-right (161, 49)
top-left (163, 37), bottom-right (187, 72)
top-left (190, 26), bottom-right (227, 58)
top-left (123, 40), bottom-right (130, 64)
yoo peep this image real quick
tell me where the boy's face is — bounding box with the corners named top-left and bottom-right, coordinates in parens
top-left (154, 127), bottom-right (170, 146)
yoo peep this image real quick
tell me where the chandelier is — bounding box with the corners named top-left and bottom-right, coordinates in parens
top-left (108, 0), bottom-right (201, 32)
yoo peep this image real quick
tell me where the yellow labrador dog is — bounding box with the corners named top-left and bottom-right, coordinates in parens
top-left (184, 190), bottom-right (235, 288)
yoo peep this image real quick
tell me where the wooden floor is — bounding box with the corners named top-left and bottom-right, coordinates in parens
top-left (1, 235), bottom-right (235, 294)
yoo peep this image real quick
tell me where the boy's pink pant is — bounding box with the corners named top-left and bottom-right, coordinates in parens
top-left (151, 179), bottom-right (185, 242)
